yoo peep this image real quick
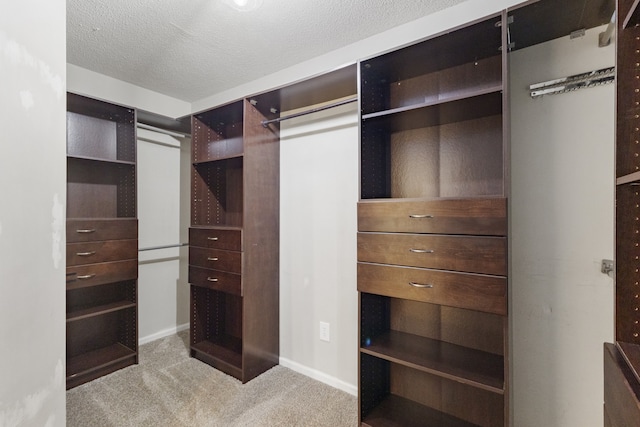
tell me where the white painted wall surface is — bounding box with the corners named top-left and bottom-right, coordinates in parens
top-left (279, 101), bottom-right (359, 394)
top-left (137, 129), bottom-right (190, 343)
top-left (0, 1), bottom-right (67, 425)
top-left (510, 26), bottom-right (615, 426)
top-left (67, 64), bottom-right (191, 119)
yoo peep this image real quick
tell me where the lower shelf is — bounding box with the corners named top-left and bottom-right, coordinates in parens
top-left (191, 337), bottom-right (243, 379)
top-left (361, 394), bottom-right (480, 427)
top-left (66, 343), bottom-right (136, 388)
top-left (66, 300), bottom-right (136, 322)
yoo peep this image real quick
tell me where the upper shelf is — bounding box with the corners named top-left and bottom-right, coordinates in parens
top-left (362, 89), bottom-right (503, 132)
top-left (508, 0), bottom-right (614, 51)
top-left (624, 0), bottom-right (640, 28)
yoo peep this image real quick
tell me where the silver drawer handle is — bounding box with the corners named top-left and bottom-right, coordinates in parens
top-left (207, 277), bottom-right (219, 282)
top-left (409, 248), bottom-right (434, 253)
top-left (409, 214), bottom-right (434, 219)
top-left (76, 251), bottom-right (96, 257)
top-left (207, 237), bottom-right (219, 241)
top-left (409, 282), bottom-right (434, 288)
top-left (76, 229), bottom-right (96, 233)
top-left (77, 274), bottom-right (96, 280)
top-left (207, 257), bottom-right (219, 261)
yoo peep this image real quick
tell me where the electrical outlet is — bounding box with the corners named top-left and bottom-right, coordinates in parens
top-left (319, 321), bottom-right (330, 342)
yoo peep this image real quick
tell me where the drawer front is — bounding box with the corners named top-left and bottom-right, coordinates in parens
top-left (189, 266), bottom-right (241, 296)
top-left (67, 219), bottom-right (138, 243)
top-left (66, 259), bottom-right (138, 290)
top-left (358, 198), bottom-right (507, 236)
top-left (190, 227), bottom-right (242, 251)
top-left (67, 239), bottom-right (137, 266)
top-left (358, 232), bottom-right (506, 276)
top-left (189, 246), bottom-right (241, 274)
top-left (358, 262), bottom-right (506, 315)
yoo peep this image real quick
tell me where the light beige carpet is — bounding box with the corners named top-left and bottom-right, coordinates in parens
top-left (67, 331), bottom-right (358, 426)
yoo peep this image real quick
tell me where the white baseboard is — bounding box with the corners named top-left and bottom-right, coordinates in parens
top-left (279, 357), bottom-right (357, 396)
top-left (139, 322), bottom-right (190, 345)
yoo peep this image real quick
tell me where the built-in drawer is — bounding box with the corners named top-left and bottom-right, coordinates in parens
top-left (67, 239), bottom-right (137, 266)
top-left (357, 232), bottom-right (506, 276)
top-left (190, 227), bottom-right (242, 251)
top-left (358, 198), bottom-right (507, 236)
top-left (189, 246), bottom-right (241, 274)
top-left (189, 266), bottom-right (241, 296)
top-left (66, 259), bottom-right (138, 290)
top-left (358, 262), bottom-right (506, 315)
top-left (67, 219), bottom-right (138, 243)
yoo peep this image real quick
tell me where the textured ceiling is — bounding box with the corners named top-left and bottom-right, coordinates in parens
top-left (67, 0), bottom-right (467, 102)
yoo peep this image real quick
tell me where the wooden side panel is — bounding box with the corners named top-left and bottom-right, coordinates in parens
top-left (240, 99), bottom-right (280, 382)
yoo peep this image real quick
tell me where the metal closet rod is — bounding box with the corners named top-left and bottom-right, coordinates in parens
top-left (139, 242), bottom-right (188, 252)
top-left (261, 96), bottom-right (358, 127)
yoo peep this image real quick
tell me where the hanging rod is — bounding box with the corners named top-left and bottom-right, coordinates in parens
top-left (529, 66), bottom-right (615, 98)
top-left (261, 96), bottom-right (358, 127)
top-left (139, 243), bottom-right (188, 252)
top-left (137, 123), bottom-right (190, 138)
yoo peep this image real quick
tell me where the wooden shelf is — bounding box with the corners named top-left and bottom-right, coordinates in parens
top-left (192, 149), bottom-right (243, 165)
top-left (623, 0), bottom-right (640, 29)
top-left (362, 89), bottom-right (503, 131)
top-left (618, 342), bottom-right (640, 385)
top-left (617, 171), bottom-right (640, 186)
top-left (68, 154), bottom-right (136, 166)
top-left (67, 300), bottom-right (136, 323)
top-left (191, 338), bottom-right (243, 378)
top-left (361, 330), bottom-right (504, 393)
top-left (67, 343), bottom-right (136, 380)
top-left (362, 394), bottom-right (480, 427)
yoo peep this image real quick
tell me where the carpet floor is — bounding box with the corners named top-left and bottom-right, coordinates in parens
top-left (67, 331), bottom-right (358, 426)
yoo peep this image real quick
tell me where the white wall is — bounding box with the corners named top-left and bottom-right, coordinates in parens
top-left (68, 64), bottom-right (191, 119)
top-left (137, 129), bottom-right (191, 343)
top-left (0, 1), bottom-right (67, 425)
top-left (510, 26), bottom-right (615, 426)
top-left (279, 101), bottom-right (359, 394)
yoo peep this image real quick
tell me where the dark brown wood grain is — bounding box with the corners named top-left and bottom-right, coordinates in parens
top-left (189, 227), bottom-right (242, 251)
top-left (66, 218), bottom-right (137, 242)
top-left (66, 239), bottom-right (137, 266)
top-left (358, 232), bottom-right (507, 276)
top-left (188, 266), bottom-right (242, 296)
top-left (189, 246), bottom-right (241, 274)
top-left (358, 198), bottom-right (507, 235)
top-left (604, 343), bottom-right (640, 427)
top-left (358, 262), bottom-right (506, 315)
top-left (66, 259), bottom-right (138, 290)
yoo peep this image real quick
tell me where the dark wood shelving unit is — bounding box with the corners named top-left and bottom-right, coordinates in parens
top-left (361, 330), bottom-right (504, 393)
top-left (357, 12), bottom-right (508, 427)
top-left (606, 0), bottom-right (640, 424)
top-left (189, 97), bottom-right (279, 383)
top-left (361, 394), bottom-right (482, 427)
top-left (65, 93), bottom-right (138, 389)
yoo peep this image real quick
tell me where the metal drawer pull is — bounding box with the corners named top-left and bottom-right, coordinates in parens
top-left (409, 214), bottom-right (434, 219)
top-left (207, 277), bottom-right (219, 282)
top-left (207, 237), bottom-right (219, 241)
top-left (207, 257), bottom-right (219, 261)
top-left (76, 251), bottom-right (96, 257)
top-left (409, 282), bottom-right (434, 288)
top-left (409, 248), bottom-right (434, 253)
top-left (76, 229), bottom-right (96, 233)
top-left (77, 274), bottom-right (96, 280)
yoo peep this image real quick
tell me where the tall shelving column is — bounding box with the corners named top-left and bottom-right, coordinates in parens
top-left (605, 0), bottom-right (640, 425)
top-left (65, 93), bottom-right (138, 389)
top-left (189, 98), bottom-right (279, 383)
top-left (357, 13), bottom-right (509, 427)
